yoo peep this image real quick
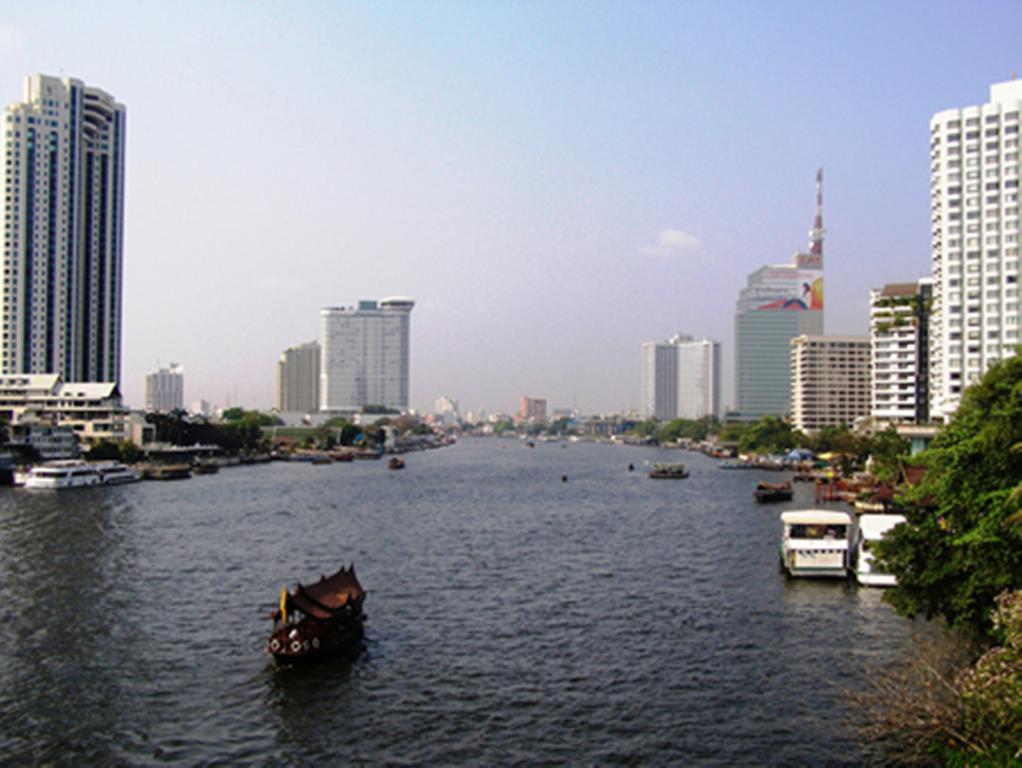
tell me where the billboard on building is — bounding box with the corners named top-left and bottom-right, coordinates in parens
top-left (754, 271), bottom-right (823, 311)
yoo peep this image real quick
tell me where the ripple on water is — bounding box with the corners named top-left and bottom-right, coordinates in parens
top-left (0, 441), bottom-right (935, 765)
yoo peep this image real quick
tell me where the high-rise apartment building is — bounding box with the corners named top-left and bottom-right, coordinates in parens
top-left (870, 280), bottom-right (932, 424)
top-left (733, 170), bottom-right (825, 421)
top-left (640, 334), bottom-right (721, 421)
top-left (790, 335), bottom-right (871, 433)
top-left (320, 297), bottom-right (414, 412)
top-left (145, 363), bottom-right (184, 413)
top-left (930, 80), bottom-right (1022, 420)
top-left (2, 74), bottom-right (126, 385)
top-left (518, 396), bottom-right (547, 424)
top-left (275, 341), bottom-right (320, 414)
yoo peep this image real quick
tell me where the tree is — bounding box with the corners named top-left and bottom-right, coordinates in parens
top-left (737, 416), bottom-right (799, 454)
top-left (877, 352), bottom-right (1022, 638)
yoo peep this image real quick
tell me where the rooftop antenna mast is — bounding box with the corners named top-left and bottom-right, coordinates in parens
top-left (809, 167), bottom-right (824, 257)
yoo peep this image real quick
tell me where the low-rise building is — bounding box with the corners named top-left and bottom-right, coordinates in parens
top-left (0, 374), bottom-right (133, 448)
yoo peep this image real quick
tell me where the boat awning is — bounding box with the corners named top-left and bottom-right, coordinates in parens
top-left (780, 510), bottom-right (853, 525)
top-left (281, 565), bottom-right (364, 621)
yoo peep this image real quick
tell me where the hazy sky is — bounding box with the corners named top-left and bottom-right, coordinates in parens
top-left (3, 1), bottom-right (1021, 415)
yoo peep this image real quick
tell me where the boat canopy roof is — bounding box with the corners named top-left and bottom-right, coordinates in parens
top-left (781, 510), bottom-right (852, 525)
top-left (280, 565), bottom-right (364, 621)
top-left (858, 514), bottom-right (907, 539)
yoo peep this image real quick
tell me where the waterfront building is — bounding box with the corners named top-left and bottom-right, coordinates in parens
top-left (870, 280), bottom-right (933, 424)
top-left (1, 74), bottom-right (127, 385)
top-left (640, 334), bottom-right (721, 421)
top-left (518, 396), bottom-right (547, 424)
top-left (930, 79), bottom-right (1022, 420)
top-left (733, 170), bottom-right (825, 421)
top-left (320, 297), bottom-right (414, 413)
top-left (434, 395), bottom-right (460, 426)
top-left (0, 373), bottom-right (132, 447)
top-left (790, 335), bottom-right (871, 433)
top-left (275, 341), bottom-right (320, 414)
top-left (144, 363), bottom-right (184, 413)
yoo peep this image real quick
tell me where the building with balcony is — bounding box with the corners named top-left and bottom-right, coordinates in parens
top-left (790, 335), bottom-right (871, 433)
top-left (870, 280), bottom-right (932, 424)
top-left (929, 79), bottom-right (1022, 420)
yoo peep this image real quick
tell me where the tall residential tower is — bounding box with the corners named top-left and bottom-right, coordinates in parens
top-left (929, 80), bottom-right (1022, 420)
top-left (641, 334), bottom-right (721, 421)
top-left (2, 74), bottom-right (127, 384)
top-left (320, 298), bottom-right (414, 412)
top-left (275, 341), bottom-right (320, 414)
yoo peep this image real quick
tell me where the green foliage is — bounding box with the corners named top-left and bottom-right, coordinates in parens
top-left (221, 407), bottom-right (245, 422)
top-left (86, 440), bottom-right (144, 463)
top-left (492, 420), bottom-right (512, 435)
top-left (737, 416), bottom-right (799, 454)
top-left (877, 353), bottom-right (1022, 638)
top-left (656, 416), bottom-right (718, 444)
top-left (361, 405), bottom-right (399, 415)
top-left (631, 419), bottom-right (658, 439)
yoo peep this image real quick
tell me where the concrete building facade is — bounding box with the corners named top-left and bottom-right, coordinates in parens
top-left (1, 74), bottom-right (127, 385)
top-left (518, 396), bottom-right (547, 424)
top-left (275, 341), bottom-right (320, 414)
top-left (790, 335), bottom-right (872, 433)
top-left (929, 80), bottom-right (1022, 420)
top-left (320, 297), bottom-right (414, 412)
top-left (870, 280), bottom-right (932, 424)
top-left (641, 334), bottom-right (721, 421)
top-left (144, 364), bottom-right (184, 413)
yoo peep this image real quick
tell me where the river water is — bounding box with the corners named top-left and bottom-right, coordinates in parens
top-left (0, 438), bottom-right (926, 765)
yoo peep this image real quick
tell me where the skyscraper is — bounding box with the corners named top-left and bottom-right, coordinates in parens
top-left (145, 363), bottom-right (184, 413)
top-left (733, 170), bottom-right (825, 420)
top-left (1, 74), bottom-right (127, 384)
top-left (320, 297), bottom-right (414, 412)
top-left (275, 341), bottom-right (320, 414)
top-left (640, 334), bottom-right (721, 421)
top-left (929, 80), bottom-right (1021, 420)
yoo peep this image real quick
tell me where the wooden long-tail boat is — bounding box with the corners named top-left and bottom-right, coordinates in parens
top-left (268, 565), bottom-right (365, 663)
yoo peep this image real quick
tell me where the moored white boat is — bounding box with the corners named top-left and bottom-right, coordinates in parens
top-left (23, 460), bottom-right (101, 490)
top-left (779, 509), bottom-right (854, 578)
top-left (93, 461), bottom-right (142, 485)
top-left (855, 514), bottom-right (906, 587)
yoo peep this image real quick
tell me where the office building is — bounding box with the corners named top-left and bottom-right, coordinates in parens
top-left (733, 170), bottom-right (825, 420)
top-left (930, 79), bottom-right (1022, 420)
top-left (275, 341), bottom-right (320, 414)
top-left (145, 363), bottom-right (184, 413)
top-left (518, 396), bottom-right (547, 424)
top-left (434, 395), bottom-right (460, 426)
top-left (320, 297), bottom-right (414, 412)
top-left (641, 334), bottom-right (721, 421)
top-left (790, 335), bottom-right (871, 433)
top-left (870, 280), bottom-right (932, 424)
top-left (1, 74), bottom-right (127, 384)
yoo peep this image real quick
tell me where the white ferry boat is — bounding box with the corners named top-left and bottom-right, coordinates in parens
top-left (23, 460), bottom-right (101, 490)
top-left (779, 509), bottom-right (854, 578)
top-left (855, 514), bottom-right (906, 587)
top-left (93, 461), bottom-right (142, 485)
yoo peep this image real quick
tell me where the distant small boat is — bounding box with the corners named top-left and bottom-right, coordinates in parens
top-left (755, 481), bottom-right (793, 503)
top-left (94, 461), bottom-right (142, 485)
top-left (192, 460), bottom-right (220, 475)
top-left (143, 463), bottom-right (192, 481)
top-left (649, 463), bottom-right (689, 479)
top-left (311, 454), bottom-right (333, 465)
top-left (388, 457), bottom-right (405, 470)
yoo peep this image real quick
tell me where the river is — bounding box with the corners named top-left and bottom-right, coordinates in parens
top-left (0, 438), bottom-right (927, 765)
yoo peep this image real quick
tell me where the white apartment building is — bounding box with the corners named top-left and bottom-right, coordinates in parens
top-left (641, 334), bottom-right (721, 421)
top-left (275, 341), bottom-right (320, 414)
top-left (0, 373), bottom-right (132, 447)
top-left (870, 280), bottom-right (932, 424)
top-left (790, 335), bottom-right (871, 433)
top-left (930, 79), bottom-right (1022, 420)
top-left (2, 74), bottom-right (127, 385)
top-left (144, 364), bottom-right (184, 413)
top-left (320, 297), bottom-right (414, 412)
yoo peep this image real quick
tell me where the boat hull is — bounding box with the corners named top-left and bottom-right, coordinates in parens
top-left (268, 616), bottom-right (365, 664)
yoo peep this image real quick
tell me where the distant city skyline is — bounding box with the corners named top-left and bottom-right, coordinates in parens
top-left (2, 3), bottom-right (1020, 415)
